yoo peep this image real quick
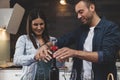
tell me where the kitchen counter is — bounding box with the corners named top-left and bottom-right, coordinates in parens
top-left (0, 69), bottom-right (22, 80)
top-left (0, 62), bottom-right (120, 80)
top-left (0, 62), bottom-right (22, 80)
top-left (0, 62), bottom-right (22, 69)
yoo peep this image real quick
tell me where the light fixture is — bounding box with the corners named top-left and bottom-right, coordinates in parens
top-left (60, 0), bottom-right (67, 5)
top-left (0, 4), bottom-right (25, 34)
top-left (0, 26), bottom-right (6, 31)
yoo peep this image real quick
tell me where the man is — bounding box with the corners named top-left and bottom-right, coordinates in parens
top-left (37, 0), bottom-right (120, 80)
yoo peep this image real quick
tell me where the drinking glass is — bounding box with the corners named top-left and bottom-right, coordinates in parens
top-left (60, 68), bottom-right (77, 80)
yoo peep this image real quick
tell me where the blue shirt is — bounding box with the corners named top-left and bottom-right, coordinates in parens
top-left (56, 18), bottom-right (120, 80)
top-left (13, 35), bottom-right (63, 80)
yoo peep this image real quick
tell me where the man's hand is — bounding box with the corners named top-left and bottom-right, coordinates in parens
top-left (53, 47), bottom-right (77, 62)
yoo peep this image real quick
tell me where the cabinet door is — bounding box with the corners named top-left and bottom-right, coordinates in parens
top-left (0, 69), bottom-right (22, 80)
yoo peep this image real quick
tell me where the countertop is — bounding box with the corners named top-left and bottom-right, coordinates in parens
top-left (0, 62), bottom-right (22, 70)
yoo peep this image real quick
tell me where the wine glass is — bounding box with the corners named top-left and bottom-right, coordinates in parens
top-left (69, 69), bottom-right (77, 80)
top-left (61, 68), bottom-right (77, 80)
top-left (80, 69), bottom-right (94, 80)
top-left (65, 58), bottom-right (73, 71)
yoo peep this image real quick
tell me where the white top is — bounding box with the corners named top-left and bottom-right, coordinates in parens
top-left (83, 27), bottom-right (95, 80)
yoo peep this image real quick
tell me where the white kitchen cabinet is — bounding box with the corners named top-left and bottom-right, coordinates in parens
top-left (0, 68), bottom-right (119, 80)
top-left (0, 69), bottom-right (22, 80)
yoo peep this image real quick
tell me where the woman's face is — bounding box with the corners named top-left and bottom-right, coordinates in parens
top-left (32, 18), bottom-right (45, 36)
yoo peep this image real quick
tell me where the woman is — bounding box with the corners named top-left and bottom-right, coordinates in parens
top-left (13, 8), bottom-right (61, 80)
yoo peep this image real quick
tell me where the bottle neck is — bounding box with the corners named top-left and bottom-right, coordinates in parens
top-left (52, 58), bottom-right (56, 67)
top-left (50, 45), bottom-right (58, 68)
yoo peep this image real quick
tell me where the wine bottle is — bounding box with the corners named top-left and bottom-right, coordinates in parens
top-left (49, 45), bottom-right (59, 80)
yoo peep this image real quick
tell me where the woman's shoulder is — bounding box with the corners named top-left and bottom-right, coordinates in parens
top-left (17, 35), bottom-right (29, 41)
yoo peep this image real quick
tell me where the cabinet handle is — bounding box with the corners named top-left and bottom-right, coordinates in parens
top-left (15, 74), bottom-right (21, 77)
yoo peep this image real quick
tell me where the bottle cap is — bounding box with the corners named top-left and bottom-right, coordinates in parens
top-left (50, 46), bottom-right (58, 51)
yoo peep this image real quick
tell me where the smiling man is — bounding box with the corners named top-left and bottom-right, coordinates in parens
top-left (38, 0), bottom-right (120, 80)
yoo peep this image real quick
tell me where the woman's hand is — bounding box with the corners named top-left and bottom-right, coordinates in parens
top-left (34, 44), bottom-right (52, 62)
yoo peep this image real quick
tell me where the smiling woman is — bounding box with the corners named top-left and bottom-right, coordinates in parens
top-left (13, 8), bottom-right (64, 80)
top-left (13, 8), bottom-right (50, 80)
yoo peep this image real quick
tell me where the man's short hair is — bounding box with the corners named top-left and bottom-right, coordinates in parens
top-left (66, 0), bottom-right (96, 6)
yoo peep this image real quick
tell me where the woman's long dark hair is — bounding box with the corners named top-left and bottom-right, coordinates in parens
top-left (26, 8), bottom-right (49, 49)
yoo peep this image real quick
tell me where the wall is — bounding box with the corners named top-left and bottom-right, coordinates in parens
top-left (0, 0), bottom-right (10, 64)
top-left (0, 0), bottom-right (9, 8)
top-left (0, 30), bottom-right (10, 64)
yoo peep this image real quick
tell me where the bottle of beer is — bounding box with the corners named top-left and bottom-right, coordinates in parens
top-left (49, 39), bottom-right (59, 80)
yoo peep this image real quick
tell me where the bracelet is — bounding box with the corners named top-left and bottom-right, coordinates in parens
top-left (40, 43), bottom-right (50, 49)
top-left (40, 43), bottom-right (46, 47)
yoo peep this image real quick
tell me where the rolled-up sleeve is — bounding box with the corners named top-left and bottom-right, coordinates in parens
top-left (97, 23), bottom-right (120, 64)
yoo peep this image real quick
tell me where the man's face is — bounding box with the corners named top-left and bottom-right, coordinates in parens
top-left (75, 1), bottom-right (94, 25)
